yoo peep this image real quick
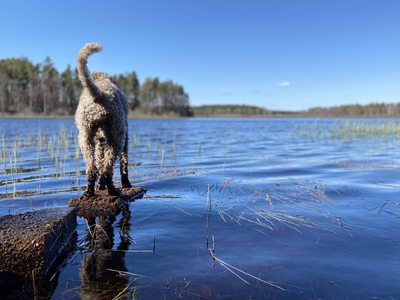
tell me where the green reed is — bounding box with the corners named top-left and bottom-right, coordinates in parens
top-left (58, 126), bottom-right (68, 150)
top-left (160, 147), bottom-right (166, 168)
top-left (0, 134), bottom-right (6, 164)
top-left (37, 129), bottom-right (43, 167)
top-left (75, 136), bottom-right (81, 181)
top-left (131, 130), bottom-right (141, 150)
top-left (12, 179), bottom-right (17, 198)
top-left (172, 129), bottom-right (178, 154)
top-left (0, 126), bottom-right (82, 197)
top-left (13, 139), bottom-right (18, 174)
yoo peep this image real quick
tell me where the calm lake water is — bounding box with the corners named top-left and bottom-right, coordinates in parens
top-left (0, 117), bottom-right (399, 299)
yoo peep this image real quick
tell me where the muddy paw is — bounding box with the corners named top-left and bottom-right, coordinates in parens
top-left (83, 190), bottom-right (95, 197)
top-left (96, 184), bottom-right (107, 191)
top-left (107, 188), bottom-right (122, 196)
top-left (122, 182), bottom-right (133, 189)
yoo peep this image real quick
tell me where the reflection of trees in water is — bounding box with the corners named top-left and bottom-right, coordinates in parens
top-left (79, 205), bottom-right (132, 299)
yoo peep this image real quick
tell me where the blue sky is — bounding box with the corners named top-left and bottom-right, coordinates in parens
top-left (1, 0), bottom-right (399, 111)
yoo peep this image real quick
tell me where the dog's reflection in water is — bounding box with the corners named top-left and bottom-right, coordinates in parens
top-left (79, 206), bottom-right (132, 299)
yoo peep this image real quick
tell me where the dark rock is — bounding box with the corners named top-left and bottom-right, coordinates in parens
top-left (0, 207), bottom-right (77, 279)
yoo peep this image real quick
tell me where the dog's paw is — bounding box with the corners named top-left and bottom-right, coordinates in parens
top-left (107, 187), bottom-right (122, 196)
top-left (96, 184), bottom-right (107, 191)
top-left (83, 190), bottom-right (95, 197)
top-left (122, 181), bottom-right (132, 189)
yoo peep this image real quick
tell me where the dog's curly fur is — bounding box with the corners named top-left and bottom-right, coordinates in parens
top-left (75, 43), bottom-right (132, 197)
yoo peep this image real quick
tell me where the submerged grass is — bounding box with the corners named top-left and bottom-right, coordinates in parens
top-left (335, 159), bottom-right (399, 170)
top-left (295, 119), bottom-right (400, 141)
top-left (200, 178), bottom-right (342, 243)
top-left (194, 177), bottom-right (340, 291)
top-left (209, 248), bottom-right (286, 291)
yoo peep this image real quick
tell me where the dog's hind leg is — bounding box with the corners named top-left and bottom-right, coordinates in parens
top-left (79, 131), bottom-right (97, 196)
top-left (95, 135), bottom-right (107, 190)
top-left (100, 137), bottom-right (120, 196)
top-left (120, 131), bottom-right (132, 188)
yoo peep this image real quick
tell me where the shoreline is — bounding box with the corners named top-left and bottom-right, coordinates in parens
top-left (0, 113), bottom-right (398, 119)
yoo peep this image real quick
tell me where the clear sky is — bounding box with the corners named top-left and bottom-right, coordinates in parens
top-left (1, 0), bottom-right (399, 111)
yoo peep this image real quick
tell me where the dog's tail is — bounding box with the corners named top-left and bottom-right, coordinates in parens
top-left (77, 43), bottom-right (103, 99)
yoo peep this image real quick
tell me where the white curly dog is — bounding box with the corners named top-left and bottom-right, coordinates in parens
top-left (75, 43), bottom-right (132, 196)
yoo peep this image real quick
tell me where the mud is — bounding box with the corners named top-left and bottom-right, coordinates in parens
top-left (69, 186), bottom-right (147, 217)
top-left (0, 207), bottom-right (77, 281)
top-left (0, 187), bottom-right (146, 298)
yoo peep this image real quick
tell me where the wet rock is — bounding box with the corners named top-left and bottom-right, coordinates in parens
top-left (69, 186), bottom-right (147, 217)
top-left (0, 207), bottom-right (77, 280)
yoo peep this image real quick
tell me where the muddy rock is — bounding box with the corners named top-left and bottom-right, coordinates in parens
top-left (69, 186), bottom-right (147, 217)
top-left (0, 207), bottom-right (77, 280)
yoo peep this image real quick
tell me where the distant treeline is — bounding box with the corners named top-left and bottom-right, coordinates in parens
top-left (191, 105), bottom-right (272, 117)
top-left (0, 57), bottom-right (191, 116)
top-left (193, 103), bottom-right (400, 118)
top-left (304, 103), bottom-right (400, 118)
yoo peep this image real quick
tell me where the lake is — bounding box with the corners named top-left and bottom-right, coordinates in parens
top-left (0, 117), bottom-right (399, 299)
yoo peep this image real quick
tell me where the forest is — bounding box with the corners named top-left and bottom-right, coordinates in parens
top-left (192, 103), bottom-right (400, 117)
top-left (303, 103), bottom-right (400, 118)
top-left (0, 56), bottom-right (191, 117)
top-left (0, 56), bottom-right (398, 118)
top-left (192, 104), bottom-right (277, 116)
